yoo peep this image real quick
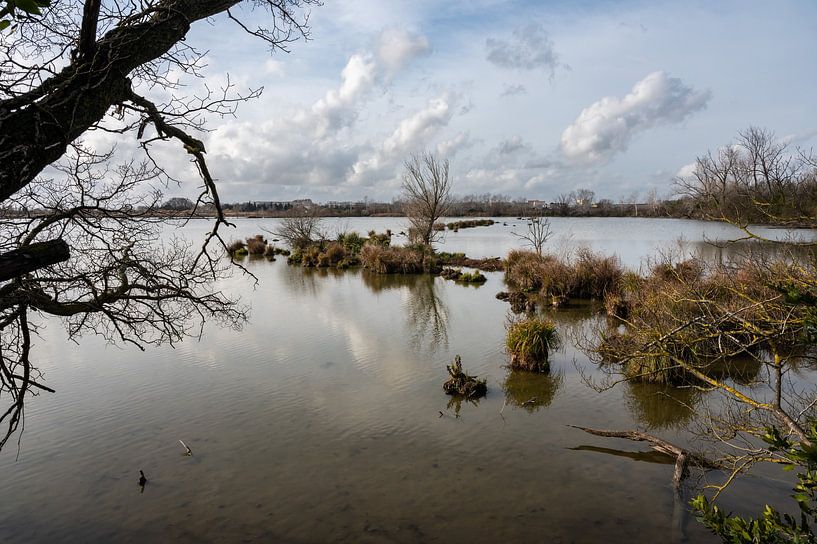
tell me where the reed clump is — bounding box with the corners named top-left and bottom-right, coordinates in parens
top-left (502, 248), bottom-right (624, 308)
top-left (506, 317), bottom-right (561, 372)
top-left (359, 243), bottom-right (438, 274)
top-left (246, 234), bottom-right (267, 255)
top-left (443, 355), bottom-right (487, 399)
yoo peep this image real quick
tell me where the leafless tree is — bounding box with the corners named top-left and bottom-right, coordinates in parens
top-left (512, 217), bottom-right (553, 255)
top-left (271, 207), bottom-right (326, 250)
top-left (0, 0), bottom-right (319, 450)
top-left (401, 153), bottom-right (452, 247)
top-left (574, 188), bottom-right (595, 209)
top-left (675, 126), bottom-right (817, 240)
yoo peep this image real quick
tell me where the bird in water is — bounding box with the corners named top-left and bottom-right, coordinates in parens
top-left (138, 470), bottom-right (147, 490)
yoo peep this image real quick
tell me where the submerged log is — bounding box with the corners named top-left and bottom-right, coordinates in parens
top-left (568, 425), bottom-right (721, 490)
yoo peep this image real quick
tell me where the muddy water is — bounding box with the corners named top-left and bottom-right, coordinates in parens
top-left (0, 218), bottom-right (812, 543)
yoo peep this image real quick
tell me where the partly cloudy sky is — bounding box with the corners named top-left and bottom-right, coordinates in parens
top-left (167, 0), bottom-right (817, 202)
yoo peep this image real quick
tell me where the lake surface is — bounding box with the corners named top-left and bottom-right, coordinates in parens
top-left (1, 217), bottom-right (813, 543)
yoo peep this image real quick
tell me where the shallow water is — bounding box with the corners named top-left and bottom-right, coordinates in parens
top-left (0, 217), bottom-right (812, 543)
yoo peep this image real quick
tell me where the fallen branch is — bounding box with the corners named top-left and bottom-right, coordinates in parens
top-left (568, 425), bottom-right (722, 490)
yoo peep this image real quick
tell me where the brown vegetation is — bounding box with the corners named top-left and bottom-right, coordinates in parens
top-left (443, 355), bottom-right (487, 399)
top-left (502, 248), bottom-right (624, 308)
top-left (359, 243), bottom-right (438, 274)
top-left (592, 253), bottom-right (815, 385)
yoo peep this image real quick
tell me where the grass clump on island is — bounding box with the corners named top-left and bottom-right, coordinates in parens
top-left (443, 355), bottom-right (487, 399)
top-left (501, 248), bottom-right (623, 308)
top-left (505, 317), bottom-right (561, 372)
top-left (227, 235), bottom-right (290, 259)
top-left (285, 230), bottom-right (392, 269)
top-left (437, 251), bottom-right (504, 272)
top-left (440, 268), bottom-right (487, 284)
top-left (447, 219), bottom-right (494, 231)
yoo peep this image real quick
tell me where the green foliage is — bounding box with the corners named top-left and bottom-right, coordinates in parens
top-left (692, 425), bottom-right (817, 543)
top-left (338, 231), bottom-right (366, 254)
top-left (1, 0), bottom-right (50, 18)
top-left (440, 268), bottom-right (487, 284)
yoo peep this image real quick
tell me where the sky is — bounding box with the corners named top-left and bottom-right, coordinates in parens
top-left (159, 0), bottom-right (817, 203)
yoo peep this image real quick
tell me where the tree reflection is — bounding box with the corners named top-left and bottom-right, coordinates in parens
top-left (361, 272), bottom-right (449, 352)
top-left (624, 382), bottom-right (703, 430)
top-left (446, 394), bottom-right (481, 418)
top-left (502, 370), bottom-right (563, 412)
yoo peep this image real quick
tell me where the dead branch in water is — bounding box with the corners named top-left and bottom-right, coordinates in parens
top-left (568, 425), bottom-right (723, 490)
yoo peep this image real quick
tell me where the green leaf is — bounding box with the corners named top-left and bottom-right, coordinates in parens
top-left (13, 0), bottom-right (42, 14)
top-left (0, 20), bottom-right (9, 30)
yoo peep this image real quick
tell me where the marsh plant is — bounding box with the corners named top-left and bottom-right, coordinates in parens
top-left (505, 317), bottom-right (561, 372)
top-left (443, 355), bottom-right (487, 399)
top-left (503, 248), bottom-right (623, 307)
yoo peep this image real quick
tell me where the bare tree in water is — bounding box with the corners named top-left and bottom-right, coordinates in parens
top-left (512, 217), bottom-right (553, 256)
top-left (401, 153), bottom-right (452, 247)
top-left (0, 0), bottom-right (319, 450)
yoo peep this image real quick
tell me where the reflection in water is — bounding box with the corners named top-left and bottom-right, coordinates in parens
top-left (502, 370), bottom-right (563, 412)
top-left (446, 394), bottom-right (481, 418)
top-left (570, 444), bottom-right (675, 465)
top-left (625, 382), bottom-right (703, 430)
top-left (361, 272), bottom-right (450, 352)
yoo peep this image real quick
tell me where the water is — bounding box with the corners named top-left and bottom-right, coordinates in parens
top-left (0, 217), bottom-right (812, 543)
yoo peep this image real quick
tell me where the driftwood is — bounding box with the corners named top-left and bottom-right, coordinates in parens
top-left (569, 425), bottom-right (722, 490)
top-left (0, 239), bottom-right (70, 282)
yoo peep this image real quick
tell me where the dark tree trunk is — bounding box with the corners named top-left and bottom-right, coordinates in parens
top-left (0, 0), bottom-right (240, 202)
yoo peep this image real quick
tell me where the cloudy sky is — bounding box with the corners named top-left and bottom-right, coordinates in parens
top-left (170, 0), bottom-right (817, 203)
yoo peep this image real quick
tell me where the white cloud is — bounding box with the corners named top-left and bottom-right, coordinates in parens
top-left (351, 94), bottom-right (456, 185)
top-left (560, 71), bottom-right (711, 163)
top-left (307, 53), bottom-right (378, 137)
top-left (436, 132), bottom-right (474, 157)
top-left (375, 27), bottom-right (430, 74)
top-left (676, 161), bottom-right (697, 178)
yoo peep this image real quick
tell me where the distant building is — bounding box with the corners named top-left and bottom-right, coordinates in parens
top-left (526, 199), bottom-right (549, 208)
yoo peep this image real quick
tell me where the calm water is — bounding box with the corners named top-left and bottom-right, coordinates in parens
top-left (0, 218), bottom-right (813, 543)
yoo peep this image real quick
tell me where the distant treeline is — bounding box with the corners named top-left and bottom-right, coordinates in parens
top-left (4, 188), bottom-right (814, 226)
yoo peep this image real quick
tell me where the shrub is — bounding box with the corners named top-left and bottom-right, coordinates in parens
top-left (505, 250), bottom-right (549, 292)
top-left (300, 246), bottom-right (321, 267)
top-left (226, 240), bottom-right (247, 257)
top-left (338, 231), bottom-right (366, 255)
top-left (245, 234), bottom-right (267, 255)
top-left (359, 243), bottom-right (435, 274)
top-left (366, 230), bottom-right (391, 247)
top-left (443, 355), bottom-right (487, 398)
top-left (506, 317), bottom-right (560, 372)
top-left (317, 242), bottom-right (346, 268)
top-left (572, 247), bottom-right (623, 298)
